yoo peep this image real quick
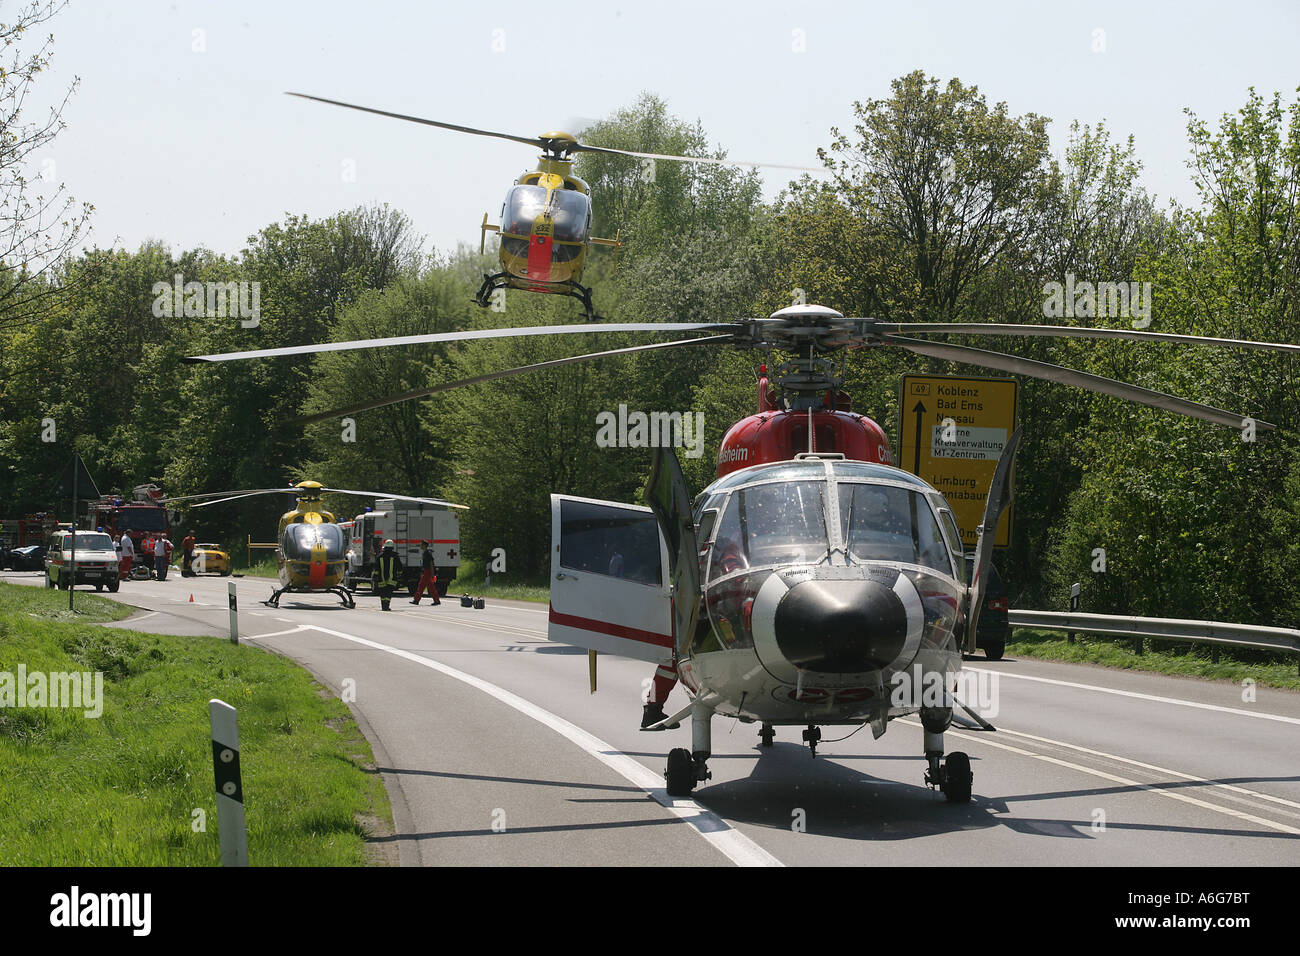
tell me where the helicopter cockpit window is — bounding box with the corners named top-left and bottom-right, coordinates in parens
top-left (837, 483), bottom-right (953, 576)
top-left (547, 189), bottom-right (591, 243)
top-left (283, 523), bottom-right (346, 561)
top-left (559, 499), bottom-right (661, 587)
top-left (502, 185), bottom-right (549, 235)
top-left (709, 481), bottom-right (829, 580)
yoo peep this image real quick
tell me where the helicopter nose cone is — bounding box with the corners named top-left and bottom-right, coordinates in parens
top-left (774, 579), bottom-right (908, 673)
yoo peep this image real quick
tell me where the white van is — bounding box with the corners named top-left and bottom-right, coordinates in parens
top-left (45, 531), bottom-right (120, 592)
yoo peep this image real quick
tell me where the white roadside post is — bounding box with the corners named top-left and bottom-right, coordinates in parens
top-left (1068, 582), bottom-right (1081, 645)
top-left (228, 582), bottom-right (238, 644)
top-left (209, 699), bottom-right (249, 866)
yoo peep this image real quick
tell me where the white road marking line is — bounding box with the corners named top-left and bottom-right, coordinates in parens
top-left (991, 726), bottom-right (1300, 815)
top-left (294, 623), bottom-right (782, 867)
top-left (450, 619), bottom-right (546, 639)
top-left (968, 666), bottom-right (1300, 726)
top-left (246, 626), bottom-right (308, 639)
top-left (901, 719), bottom-right (1300, 836)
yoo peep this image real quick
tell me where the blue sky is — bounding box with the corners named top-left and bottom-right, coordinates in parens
top-left (29, 0), bottom-right (1300, 261)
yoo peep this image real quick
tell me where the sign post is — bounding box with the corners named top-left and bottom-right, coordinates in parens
top-left (897, 375), bottom-right (1018, 550)
top-left (1069, 582), bottom-right (1081, 644)
top-left (228, 582), bottom-right (238, 644)
top-left (51, 453), bottom-right (101, 611)
top-left (208, 699), bottom-right (249, 866)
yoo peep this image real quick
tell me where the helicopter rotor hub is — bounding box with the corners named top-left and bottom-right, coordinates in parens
top-left (737, 306), bottom-right (884, 354)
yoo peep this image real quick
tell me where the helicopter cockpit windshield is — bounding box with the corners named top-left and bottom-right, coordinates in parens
top-left (545, 189), bottom-right (591, 243)
top-left (282, 522), bottom-right (346, 562)
top-left (708, 480), bottom-right (829, 579)
top-left (502, 185), bottom-right (591, 239)
top-left (837, 483), bottom-right (954, 575)
top-left (502, 185), bottom-right (548, 235)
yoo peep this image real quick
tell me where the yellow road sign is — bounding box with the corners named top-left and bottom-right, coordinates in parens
top-left (897, 374), bottom-right (1018, 549)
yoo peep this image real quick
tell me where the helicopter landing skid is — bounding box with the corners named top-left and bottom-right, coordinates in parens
top-left (474, 273), bottom-right (601, 321)
top-left (262, 586), bottom-right (356, 609)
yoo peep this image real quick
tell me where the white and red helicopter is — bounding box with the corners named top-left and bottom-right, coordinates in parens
top-left (187, 304), bottom-right (1297, 800)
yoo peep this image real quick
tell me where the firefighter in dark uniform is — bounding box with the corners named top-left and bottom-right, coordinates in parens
top-left (375, 539), bottom-right (403, 611)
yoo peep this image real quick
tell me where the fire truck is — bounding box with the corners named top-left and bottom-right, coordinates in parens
top-left (0, 512), bottom-right (60, 550)
top-left (85, 484), bottom-right (178, 557)
top-left (342, 499), bottom-right (460, 596)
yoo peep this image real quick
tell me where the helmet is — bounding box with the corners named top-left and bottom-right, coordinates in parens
top-left (384, 539), bottom-right (395, 548)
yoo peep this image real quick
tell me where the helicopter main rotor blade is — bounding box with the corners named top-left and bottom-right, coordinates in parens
top-left (572, 142), bottom-right (822, 173)
top-left (160, 487), bottom-right (295, 504)
top-left (296, 335), bottom-right (734, 425)
top-left (286, 92), bottom-right (549, 150)
top-left (185, 322), bottom-right (736, 364)
top-left (286, 92), bottom-right (819, 171)
top-left (883, 334), bottom-right (1274, 431)
top-left (878, 322), bottom-right (1300, 355)
top-left (191, 490), bottom-right (299, 508)
top-left (318, 488), bottom-right (468, 510)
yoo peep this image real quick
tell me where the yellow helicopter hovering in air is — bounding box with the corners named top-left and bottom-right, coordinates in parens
top-left (161, 480), bottom-right (465, 608)
top-left (286, 93), bottom-right (819, 319)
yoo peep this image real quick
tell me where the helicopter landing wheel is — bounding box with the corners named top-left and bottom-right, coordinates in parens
top-left (263, 587), bottom-right (284, 608)
top-left (759, 723), bottom-right (775, 748)
top-left (941, 752), bottom-right (973, 803)
top-left (665, 748), bottom-right (696, 797)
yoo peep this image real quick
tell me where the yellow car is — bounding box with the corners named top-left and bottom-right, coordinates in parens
top-left (183, 542), bottom-right (231, 576)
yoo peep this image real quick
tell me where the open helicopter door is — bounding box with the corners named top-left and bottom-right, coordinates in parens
top-left (548, 494), bottom-right (674, 663)
top-left (964, 427), bottom-right (1022, 653)
top-left (645, 447), bottom-right (701, 659)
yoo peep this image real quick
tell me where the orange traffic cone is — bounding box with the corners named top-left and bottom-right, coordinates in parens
top-left (189, 594), bottom-right (194, 603)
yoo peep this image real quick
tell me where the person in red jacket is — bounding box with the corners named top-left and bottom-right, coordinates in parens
top-left (410, 540), bottom-right (441, 605)
top-left (181, 531), bottom-right (197, 576)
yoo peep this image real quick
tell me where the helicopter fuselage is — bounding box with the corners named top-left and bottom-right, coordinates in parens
top-left (549, 456), bottom-right (969, 732)
top-left (275, 497), bottom-right (348, 592)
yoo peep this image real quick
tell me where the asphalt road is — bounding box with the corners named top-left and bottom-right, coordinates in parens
top-left (6, 568), bottom-right (1299, 867)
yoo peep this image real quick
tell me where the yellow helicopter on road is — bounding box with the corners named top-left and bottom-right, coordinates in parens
top-left (287, 93), bottom-right (819, 319)
top-left (161, 481), bottom-right (465, 608)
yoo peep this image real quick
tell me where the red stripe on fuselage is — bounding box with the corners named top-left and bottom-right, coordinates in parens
top-left (527, 234), bottom-right (553, 282)
top-left (309, 560), bottom-right (326, 588)
top-left (548, 604), bottom-right (672, 649)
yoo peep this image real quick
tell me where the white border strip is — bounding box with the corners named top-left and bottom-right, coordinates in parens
top-left (928, 723), bottom-right (1300, 837)
top-left (968, 666), bottom-right (1300, 726)
top-left (296, 624), bottom-right (783, 867)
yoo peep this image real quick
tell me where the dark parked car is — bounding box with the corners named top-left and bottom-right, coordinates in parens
top-left (3, 544), bottom-right (46, 572)
top-left (963, 555), bottom-right (1010, 660)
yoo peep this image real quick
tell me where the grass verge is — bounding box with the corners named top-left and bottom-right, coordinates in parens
top-left (1008, 627), bottom-right (1300, 692)
top-left (0, 581), bottom-right (392, 865)
top-left (445, 580), bottom-right (549, 604)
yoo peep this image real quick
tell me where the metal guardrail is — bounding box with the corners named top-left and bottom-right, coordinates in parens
top-left (1009, 609), bottom-right (1300, 672)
